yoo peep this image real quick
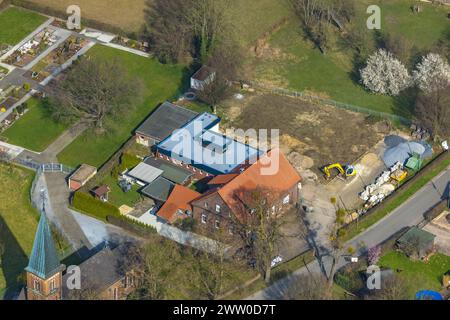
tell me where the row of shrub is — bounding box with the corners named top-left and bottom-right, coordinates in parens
top-left (71, 191), bottom-right (120, 221)
top-left (72, 191), bottom-right (157, 238)
top-left (106, 215), bottom-right (156, 239)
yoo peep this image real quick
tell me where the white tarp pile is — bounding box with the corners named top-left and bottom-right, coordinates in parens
top-left (359, 162), bottom-right (403, 205)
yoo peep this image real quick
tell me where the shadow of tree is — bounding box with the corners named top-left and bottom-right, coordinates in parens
top-left (0, 216), bottom-right (28, 300)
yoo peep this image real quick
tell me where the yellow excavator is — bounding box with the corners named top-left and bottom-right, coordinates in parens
top-left (323, 163), bottom-right (357, 180)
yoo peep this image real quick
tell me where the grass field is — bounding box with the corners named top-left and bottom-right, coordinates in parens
top-left (251, 0), bottom-right (449, 116)
top-left (379, 251), bottom-right (450, 298)
top-left (0, 6), bottom-right (46, 46)
top-left (57, 45), bottom-right (185, 168)
top-left (0, 164), bottom-right (37, 298)
top-left (1, 98), bottom-right (69, 152)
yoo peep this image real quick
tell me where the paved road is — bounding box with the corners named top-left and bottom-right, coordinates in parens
top-left (247, 164), bottom-right (450, 300)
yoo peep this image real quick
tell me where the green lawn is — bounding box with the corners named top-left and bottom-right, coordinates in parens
top-left (252, 0), bottom-right (449, 117)
top-left (2, 98), bottom-right (69, 152)
top-left (379, 251), bottom-right (450, 298)
top-left (0, 164), bottom-right (38, 298)
top-left (375, 0), bottom-right (450, 50)
top-left (101, 175), bottom-right (142, 208)
top-left (228, 0), bottom-right (291, 46)
top-left (0, 6), bottom-right (46, 46)
top-left (57, 45), bottom-right (186, 167)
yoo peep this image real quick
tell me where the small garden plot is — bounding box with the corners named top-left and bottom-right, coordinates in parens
top-left (112, 35), bottom-right (149, 53)
top-left (3, 27), bottom-right (59, 68)
top-left (0, 7), bottom-right (46, 47)
top-left (0, 66), bottom-right (9, 80)
top-left (26, 36), bottom-right (90, 82)
top-left (0, 85), bottom-right (30, 114)
top-left (1, 98), bottom-right (69, 152)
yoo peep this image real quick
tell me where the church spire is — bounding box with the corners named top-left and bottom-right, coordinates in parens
top-left (25, 194), bottom-right (61, 280)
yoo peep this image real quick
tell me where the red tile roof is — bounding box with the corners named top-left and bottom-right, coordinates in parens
top-left (217, 148), bottom-right (301, 214)
top-left (93, 185), bottom-right (110, 197)
top-left (207, 173), bottom-right (239, 185)
top-left (157, 185), bottom-right (201, 224)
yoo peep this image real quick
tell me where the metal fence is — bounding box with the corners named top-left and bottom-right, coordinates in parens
top-left (249, 81), bottom-right (411, 125)
top-left (14, 157), bottom-right (73, 174)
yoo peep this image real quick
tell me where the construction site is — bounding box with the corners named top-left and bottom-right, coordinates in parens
top-left (223, 92), bottom-right (438, 231)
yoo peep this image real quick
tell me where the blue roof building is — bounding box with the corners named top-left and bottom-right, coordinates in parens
top-left (156, 113), bottom-right (262, 175)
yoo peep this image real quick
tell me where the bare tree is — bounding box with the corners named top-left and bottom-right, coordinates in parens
top-left (144, 0), bottom-right (232, 64)
top-left (144, 0), bottom-right (194, 63)
top-left (323, 208), bottom-right (355, 292)
top-left (197, 40), bottom-right (244, 112)
top-left (415, 80), bottom-right (450, 140)
top-left (48, 57), bottom-right (143, 130)
top-left (283, 273), bottom-right (333, 300)
top-left (366, 275), bottom-right (410, 300)
top-left (124, 240), bottom-right (181, 300)
top-left (187, 225), bottom-right (247, 300)
top-left (188, 0), bottom-right (231, 63)
top-left (230, 187), bottom-right (286, 284)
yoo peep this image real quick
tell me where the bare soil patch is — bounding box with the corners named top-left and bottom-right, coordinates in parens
top-left (228, 93), bottom-right (383, 173)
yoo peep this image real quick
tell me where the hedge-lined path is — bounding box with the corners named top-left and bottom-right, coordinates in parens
top-left (35, 171), bottom-right (138, 258)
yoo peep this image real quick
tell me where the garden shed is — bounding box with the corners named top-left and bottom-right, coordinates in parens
top-left (396, 227), bottom-right (436, 261)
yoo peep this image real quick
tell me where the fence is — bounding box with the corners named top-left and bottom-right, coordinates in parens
top-left (248, 81), bottom-right (411, 125)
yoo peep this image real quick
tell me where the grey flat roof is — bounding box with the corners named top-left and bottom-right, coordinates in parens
top-left (144, 157), bottom-right (193, 184)
top-left (141, 177), bottom-right (175, 202)
top-left (127, 162), bottom-right (163, 184)
top-left (135, 101), bottom-right (198, 142)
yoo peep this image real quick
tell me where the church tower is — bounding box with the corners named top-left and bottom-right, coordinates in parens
top-left (25, 209), bottom-right (64, 300)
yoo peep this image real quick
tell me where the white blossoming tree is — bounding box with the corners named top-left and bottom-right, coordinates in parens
top-left (413, 53), bottom-right (450, 93)
top-left (360, 49), bottom-right (412, 96)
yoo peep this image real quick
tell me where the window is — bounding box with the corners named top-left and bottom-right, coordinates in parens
top-left (272, 206), bottom-right (276, 215)
top-left (113, 287), bottom-right (119, 300)
top-left (177, 209), bottom-right (184, 216)
top-left (49, 279), bottom-right (56, 292)
top-left (215, 204), bottom-right (221, 213)
top-left (215, 220), bottom-right (220, 229)
top-left (204, 202), bottom-right (209, 209)
top-left (228, 226), bottom-right (234, 235)
top-left (283, 195), bottom-right (290, 205)
top-left (33, 279), bottom-right (41, 292)
top-left (201, 214), bottom-right (207, 224)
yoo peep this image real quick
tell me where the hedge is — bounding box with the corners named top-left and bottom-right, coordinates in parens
top-left (120, 152), bottom-right (141, 171)
top-left (106, 215), bottom-right (156, 238)
top-left (424, 199), bottom-right (448, 222)
top-left (71, 191), bottom-right (120, 221)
